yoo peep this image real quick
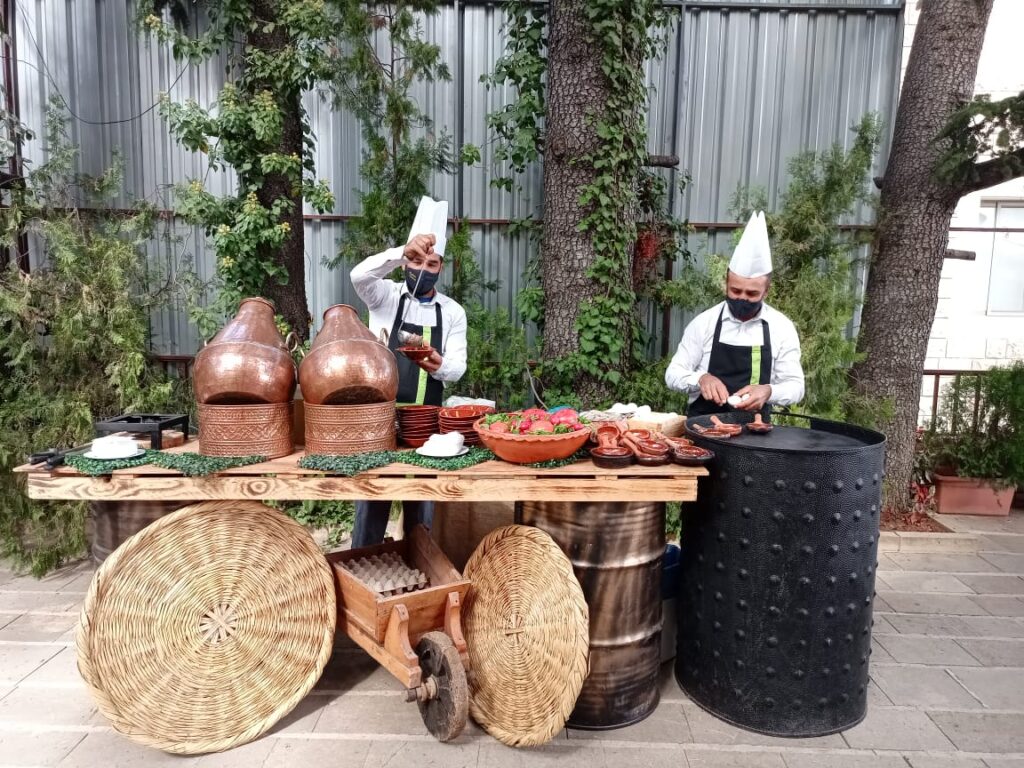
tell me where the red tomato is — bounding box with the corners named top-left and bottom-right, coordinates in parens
top-left (489, 422), bottom-right (510, 433)
top-left (530, 420), bottom-right (555, 433)
top-left (522, 408), bottom-right (548, 420)
top-left (550, 409), bottom-right (579, 426)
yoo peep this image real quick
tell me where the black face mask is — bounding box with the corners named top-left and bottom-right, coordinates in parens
top-left (727, 297), bottom-right (763, 321)
top-left (405, 267), bottom-right (440, 298)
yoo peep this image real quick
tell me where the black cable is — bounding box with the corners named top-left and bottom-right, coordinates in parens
top-left (13, 3), bottom-right (190, 127)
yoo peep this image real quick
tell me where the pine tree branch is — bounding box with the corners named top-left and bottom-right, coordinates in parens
top-left (957, 146), bottom-right (1024, 195)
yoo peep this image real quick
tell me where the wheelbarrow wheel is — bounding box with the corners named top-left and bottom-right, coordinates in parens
top-left (415, 631), bottom-right (468, 742)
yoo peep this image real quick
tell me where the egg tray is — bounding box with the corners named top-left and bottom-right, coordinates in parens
top-left (341, 551), bottom-right (430, 596)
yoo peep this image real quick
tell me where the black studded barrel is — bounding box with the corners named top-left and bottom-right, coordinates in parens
top-left (676, 413), bottom-right (885, 737)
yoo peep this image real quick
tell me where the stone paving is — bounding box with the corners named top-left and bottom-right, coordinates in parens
top-left (2, 513), bottom-right (1024, 767)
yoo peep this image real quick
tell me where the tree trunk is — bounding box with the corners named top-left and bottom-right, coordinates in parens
top-left (850, 0), bottom-right (993, 510)
top-left (540, 0), bottom-right (639, 402)
top-left (248, 2), bottom-right (311, 342)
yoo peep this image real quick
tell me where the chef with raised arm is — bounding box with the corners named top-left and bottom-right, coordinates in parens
top-left (349, 196), bottom-right (468, 547)
top-left (665, 211), bottom-right (805, 417)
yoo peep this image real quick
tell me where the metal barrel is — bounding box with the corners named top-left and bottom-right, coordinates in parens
top-left (90, 501), bottom-right (182, 564)
top-left (516, 501), bottom-right (665, 730)
top-left (677, 413), bottom-right (886, 737)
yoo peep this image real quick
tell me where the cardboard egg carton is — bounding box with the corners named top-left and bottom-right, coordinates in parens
top-left (343, 551), bottom-right (429, 596)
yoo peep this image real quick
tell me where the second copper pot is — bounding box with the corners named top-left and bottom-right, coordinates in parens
top-left (299, 305), bottom-right (398, 405)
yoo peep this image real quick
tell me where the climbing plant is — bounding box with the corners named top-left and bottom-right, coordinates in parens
top-left (482, 2), bottom-right (547, 193)
top-left (141, 0), bottom-right (338, 340)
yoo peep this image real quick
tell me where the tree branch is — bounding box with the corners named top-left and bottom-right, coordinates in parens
top-left (958, 146), bottom-right (1024, 195)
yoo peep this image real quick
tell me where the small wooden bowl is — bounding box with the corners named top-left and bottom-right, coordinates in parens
top-left (673, 446), bottom-right (714, 466)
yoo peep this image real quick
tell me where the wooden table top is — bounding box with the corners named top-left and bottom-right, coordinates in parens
top-left (14, 439), bottom-right (706, 503)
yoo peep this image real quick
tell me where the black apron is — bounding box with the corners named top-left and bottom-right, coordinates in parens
top-left (688, 307), bottom-right (773, 418)
top-left (388, 293), bottom-right (445, 407)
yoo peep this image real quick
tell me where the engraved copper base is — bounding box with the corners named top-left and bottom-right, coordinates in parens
top-left (304, 401), bottom-right (397, 456)
top-left (197, 403), bottom-right (294, 460)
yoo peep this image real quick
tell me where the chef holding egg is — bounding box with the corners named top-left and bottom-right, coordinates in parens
top-left (665, 211), bottom-right (805, 418)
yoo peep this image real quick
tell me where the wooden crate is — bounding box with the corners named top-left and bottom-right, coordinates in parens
top-left (326, 526), bottom-right (470, 688)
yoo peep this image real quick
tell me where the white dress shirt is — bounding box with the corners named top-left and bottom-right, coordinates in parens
top-left (665, 300), bottom-right (805, 406)
top-left (350, 247), bottom-right (468, 384)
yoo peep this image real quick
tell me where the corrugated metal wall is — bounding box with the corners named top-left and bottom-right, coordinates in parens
top-left (13, 0), bottom-right (904, 358)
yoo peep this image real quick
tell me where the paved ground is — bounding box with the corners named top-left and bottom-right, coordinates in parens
top-left (2, 513), bottom-right (1024, 768)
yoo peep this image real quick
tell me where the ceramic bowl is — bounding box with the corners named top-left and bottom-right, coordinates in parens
top-left (474, 418), bottom-right (590, 464)
top-left (673, 446), bottom-right (715, 466)
top-left (636, 453), bottom-right (672, 467)
top-left (590, 447), bottom-right (634, 470)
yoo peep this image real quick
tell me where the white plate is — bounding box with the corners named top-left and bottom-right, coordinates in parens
top-left (415, 446), bottom-right (469, 458)
top-left (82, 449), bottom-right (146, 461)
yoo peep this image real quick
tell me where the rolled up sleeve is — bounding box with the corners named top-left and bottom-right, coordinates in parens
top-left (768, 319), bottom-right (805, 406)
top-left (666, 316), bottom-right (709, 395)
top-left (433, 305), bottom-right (467, 384)
top-left (350, 247), bottom-right (405, 311)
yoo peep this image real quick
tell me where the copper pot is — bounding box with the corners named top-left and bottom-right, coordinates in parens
top-left (193, 297), bottom-right (297, 405)
top-left (299, 304), bottom-right (398, 405)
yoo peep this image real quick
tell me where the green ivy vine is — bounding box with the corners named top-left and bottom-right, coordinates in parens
top-left (565, 0), bottom-right (670, 392)
top-left (482, 2), bottom-right (547, 192)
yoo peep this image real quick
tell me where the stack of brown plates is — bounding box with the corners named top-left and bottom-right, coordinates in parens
top-left (439, 405), bottom-right (494, 447)
top-left (397, 405), bottom-right (440, 448)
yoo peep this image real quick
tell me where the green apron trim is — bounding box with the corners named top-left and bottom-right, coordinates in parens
top-left (750, 345), bottom-right (762, 387)
top-left (415, 327), bottom-right (432, 405)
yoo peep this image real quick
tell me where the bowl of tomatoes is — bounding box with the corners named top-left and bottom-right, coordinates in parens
top-left (474, 409), bottom-right (592, 464)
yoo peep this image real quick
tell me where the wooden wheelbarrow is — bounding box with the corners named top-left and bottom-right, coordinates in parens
top-left (325, 525), bottom-right (471, 742)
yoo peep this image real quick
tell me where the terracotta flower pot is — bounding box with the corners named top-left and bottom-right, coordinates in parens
top-left (933, 473), bottom-right (1015, 517)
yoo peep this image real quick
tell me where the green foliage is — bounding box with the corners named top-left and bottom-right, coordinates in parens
top-left (275, 500), bottom-right (356, 550)
top-left (141, 0), bottom-right (338, 329)
top-left (482, 2), bottom-right (547, 191)
top-left (921, 363), bottom-right (1024, 487)
top-left (936, 91), bottom-right (1024, 190)
top-left (0, 111), bottom-right (187, 575)
top-left (329, 0), bottom-right (462, 266)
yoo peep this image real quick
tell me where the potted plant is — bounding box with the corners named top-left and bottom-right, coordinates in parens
top-left (922, 362), bottom-right (1024, 516)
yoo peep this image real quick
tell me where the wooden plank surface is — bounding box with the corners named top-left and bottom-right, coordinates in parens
top-left (25, 473), bottom-right (701, 502)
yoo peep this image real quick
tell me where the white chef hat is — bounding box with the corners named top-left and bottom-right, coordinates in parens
top-left (728, 211), bottom-right (772, 278)
top-left (407, 196), bottom-right (449, 258)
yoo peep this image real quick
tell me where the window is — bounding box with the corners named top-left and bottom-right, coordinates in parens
top-left (987, 203), bottom-right (1024, 315)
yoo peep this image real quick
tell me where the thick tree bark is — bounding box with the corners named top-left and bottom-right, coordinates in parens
top-left (850, 0), bottom-right (993, 510)
top-left (540, 0), bottom-right (640, 402)
top-left (249, 2), bottom-right (311, 342)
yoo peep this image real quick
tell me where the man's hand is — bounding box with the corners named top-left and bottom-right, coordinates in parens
top-left (415, 349), bottom-right (443, 374)
top-left (733, 383), bottom-right (772, 411)
top-left (698, 373), bottom-right (729, 406)
top-left (404, 234), bottom-right (436, 263)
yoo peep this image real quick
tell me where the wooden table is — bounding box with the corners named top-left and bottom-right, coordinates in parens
top-left (15, 439), bottom-right (706, 503)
